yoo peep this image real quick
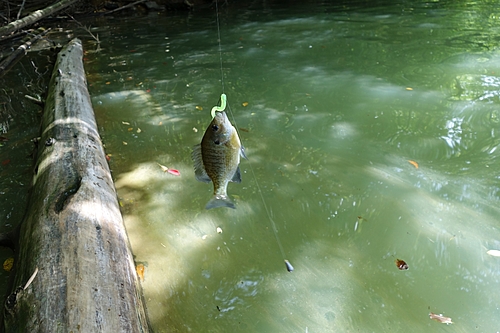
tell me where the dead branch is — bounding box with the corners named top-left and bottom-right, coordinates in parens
top-left (0, 0), bottom-right (77, 38)
top-left (104, 0), bottom-right (147, 15)
top-left (0, 28), bottom-right (50, 78)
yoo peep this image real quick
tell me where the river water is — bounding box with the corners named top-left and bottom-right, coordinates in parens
top-left (3, 0), bottom-right (500, 331)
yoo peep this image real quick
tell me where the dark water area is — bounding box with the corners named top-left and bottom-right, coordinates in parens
top-left (2, 0), bottom-right (500, 331)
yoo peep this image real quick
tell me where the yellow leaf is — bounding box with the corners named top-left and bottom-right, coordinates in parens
top-left (242, 102), bottom-right (249, 107)
top-left (157, 163), bottom-right (169, 172)
top-left (408, 160), bottom-right (419, 169)
top-left (3, 257), bottom-right (13, 272)
top-left (196, 106), bottom-right (203, 110)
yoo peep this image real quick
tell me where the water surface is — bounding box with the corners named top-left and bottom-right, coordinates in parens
top-left (7, 1), bottom-right (500, 332)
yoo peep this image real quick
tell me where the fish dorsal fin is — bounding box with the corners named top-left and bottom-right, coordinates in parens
top-left (231, 166), bottom-right (242, 183)
top-left (192, 144), bottom-right (211, 183)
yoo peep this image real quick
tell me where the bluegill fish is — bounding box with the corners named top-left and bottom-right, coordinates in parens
top-left (192, 111), bottom-right (246, 209)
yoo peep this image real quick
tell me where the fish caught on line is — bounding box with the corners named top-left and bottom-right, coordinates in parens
top-left (192, 111), bottom-right (246, 209)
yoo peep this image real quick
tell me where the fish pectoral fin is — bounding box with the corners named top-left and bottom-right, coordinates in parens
top-left (240, 146), bottom-right (248, 159)
top-left (192, 144), bottom-right (211, 183)
top-left (231, 166), bottom-right (242, 183)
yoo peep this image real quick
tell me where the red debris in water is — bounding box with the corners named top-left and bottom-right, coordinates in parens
top-left (105, 154), bottom-right (111, 161)
top-left (167, 169), bottom-right (180, 176)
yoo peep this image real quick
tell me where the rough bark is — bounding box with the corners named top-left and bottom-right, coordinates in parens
top-left (3, 38), bottom-right (150, 332)
top-left (0, 0), bottom-right (77, 38)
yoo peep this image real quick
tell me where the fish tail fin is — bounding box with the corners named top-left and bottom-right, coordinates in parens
top-left (205, 195), bottom-right (236, 210)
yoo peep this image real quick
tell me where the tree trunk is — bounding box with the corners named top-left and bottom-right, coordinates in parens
top-left (0, 0), bottom-right (77, 38)
top-left (3, 38), bottom-right (150, 332)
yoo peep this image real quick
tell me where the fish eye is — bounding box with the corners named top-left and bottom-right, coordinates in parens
top-left (212, 124), bottom-right (219, 131)
top-left (214, 139), bottom-right (220, 145)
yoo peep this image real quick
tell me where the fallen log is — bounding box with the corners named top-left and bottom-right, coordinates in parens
top-left (3, 38), bottom-right (150, 332)
top-left (0, 0), bottom-right (77, 38)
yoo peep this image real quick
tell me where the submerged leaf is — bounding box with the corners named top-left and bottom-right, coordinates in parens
top-left (157, 163), bottom-right (169, 172)
top-left (429, 312), bottom-right (453, 324)
top-left (136, 264), bottom-right (145, 282)
top-left (3, 257), bottom-right (13, 272)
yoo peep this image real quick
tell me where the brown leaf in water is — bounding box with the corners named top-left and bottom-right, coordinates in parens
top-left (136, 264), bottom-right (145, 282)
top-left (395, 259), bottom-right (409, 270)
top-left (408, 160), bottom-right (419, 169)
top-left (429, 312), bottom-right (453, 324)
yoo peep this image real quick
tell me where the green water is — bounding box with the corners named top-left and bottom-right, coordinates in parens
top-left (3, 0), bottom-right (500, 331)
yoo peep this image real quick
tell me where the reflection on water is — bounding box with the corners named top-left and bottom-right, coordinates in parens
top-left (80, 1), bottom-right (500, 332)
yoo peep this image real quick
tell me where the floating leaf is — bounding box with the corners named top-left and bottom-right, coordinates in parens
top-left (196, 106), bottom-right (203, 111)
top-left (242, 102), bottom-right (249, 107)
top-left (3, 257), bottom-right (13, 272)
top-left (136, 128), bottom-right (142, 133)
top-left (429, 312), bottom-right (452, 324)
top-left (127, 127), bottom-right (133, 131)
top-left (487, 249), bottom-right (500, 257)
top-left (406, 87), bottom-right (413, 91)
top-left (136, 264), bottom-right (145, 282)
top-left (105, 154), bottom-right (111, 161)
top-left (408, 160), bottom-right (419, 169)
top-left (122, 121), bottom-right (130, 125)
top-left (122, 141), bottom-right (128, 145)
top-left (167, 169), bottom-right (180, 176)
top-left (193, 127), bottom-right (198, 133)
top-left (395, 259), bottom-right (408, 270)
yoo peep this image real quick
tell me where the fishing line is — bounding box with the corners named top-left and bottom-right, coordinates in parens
top-left (213, 1), bottom-right (293, 272)
top-left (215, 0), bottom-right (225, 93)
